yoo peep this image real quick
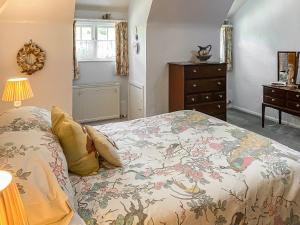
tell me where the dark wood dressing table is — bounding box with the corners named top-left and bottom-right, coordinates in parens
top-left (262, 85), bottom-right (300, 127)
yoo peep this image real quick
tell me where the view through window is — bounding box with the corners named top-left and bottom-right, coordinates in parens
top-left (76, 21), bottom-right (116, 61)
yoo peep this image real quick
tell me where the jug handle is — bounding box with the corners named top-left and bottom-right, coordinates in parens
top-left (206, 45), bottom-right (212, 54)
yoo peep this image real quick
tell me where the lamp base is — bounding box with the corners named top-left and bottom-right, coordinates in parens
top-left (14, 101), bottom-right (22, 108)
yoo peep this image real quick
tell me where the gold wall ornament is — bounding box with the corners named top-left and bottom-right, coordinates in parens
top-left (17, 40), bottom-right (46, 75)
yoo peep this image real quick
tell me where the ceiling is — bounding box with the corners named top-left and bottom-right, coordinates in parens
top-left (76, 0), bottom-right (129, 9)
top-left (227, 0), bottom-right (248, 18)
top-left (148, 0), bottom-right (234, 25)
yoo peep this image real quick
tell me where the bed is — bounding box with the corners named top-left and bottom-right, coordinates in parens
top-left (70, 110), bottom-right (300, 225)
top-left (0, 107), bottom-right (299, 225)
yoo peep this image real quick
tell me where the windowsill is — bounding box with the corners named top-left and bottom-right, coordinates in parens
top-left (78, 59), bottom-right (116, 62)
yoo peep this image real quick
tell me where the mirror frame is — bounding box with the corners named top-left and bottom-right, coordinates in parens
top-left (277, 51), bottom-right (297, 82)
top-left (296, 52), bottom-right (300, 86)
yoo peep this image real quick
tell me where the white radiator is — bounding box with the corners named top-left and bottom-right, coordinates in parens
top-left (73, 82), bottom-right (120, 123)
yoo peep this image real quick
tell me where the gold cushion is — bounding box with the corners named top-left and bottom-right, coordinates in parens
top-left (86, 126), bottom-right (122, 167)
top-left (51, 106), bottom-right (99, 176)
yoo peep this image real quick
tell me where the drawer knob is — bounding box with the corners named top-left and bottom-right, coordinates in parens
top-left (217, 68), bottom-right (222, 71)
top-left (193, 69), bottom-right (197, 73)
top-left (191, 98), bottom-right (195, 102)
top-left (297, 104), bottom-right (300, 108)
top-left (205, 96), bottom-right (209, 99)
top-left (296, 95), bottom-right (300, 98)
top-left (217, 82), bottom-right (222, 86)
top-left (193, 84), bottom-right (197, 88)
top-left (219, 95), bottom-right (223, 99)
top-left (272, 98), bottom-right (275, 102)
top-left (272, 90), bottom-right (275, 93)
top-left (217, 105), bottom-right (221, 109)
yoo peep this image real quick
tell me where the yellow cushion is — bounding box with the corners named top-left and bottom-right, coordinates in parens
top-left (51, 106), bottom-right (99, 176)
top-left (86, 125), bottom-right (122, 167)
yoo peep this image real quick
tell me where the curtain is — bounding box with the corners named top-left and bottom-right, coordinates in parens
top-left (220, 25), bottom-right (233, 71)
top-left (115, 22), bottom-right (129, 76)
top-left (73, 20), bottom-right (80, 80)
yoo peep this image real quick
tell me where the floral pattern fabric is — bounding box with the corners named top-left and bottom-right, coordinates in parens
top-left (0, 107), bottom-right (76, 209)
top-left (115, 22), bottom-right (128, 76)
top-left (70, 110), bottom-right (300, 225)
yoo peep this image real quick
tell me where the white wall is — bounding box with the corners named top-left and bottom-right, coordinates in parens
top-left (229, 0), bottom-right (300, 127)
top-left (128, 0), bottom-right (153, 117)
top-left (0, 0), bottom-right (75, 114)
top-left (74, 6), bottom-right (128, 115)
top-left (146, 0), bottom-right (234, 116)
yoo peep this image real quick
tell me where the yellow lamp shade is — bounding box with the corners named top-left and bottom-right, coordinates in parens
top-left (0, 171), bottom-right (28, 225)
top-left (2, 78), bottom-right (34, 108)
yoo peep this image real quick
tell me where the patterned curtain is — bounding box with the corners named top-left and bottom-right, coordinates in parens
top-left (73, 20), bottom-right (80, 80)
top-left (220, 25), bottom-right (233, 71)
top-left (115, 22), bottom-right (129, 76)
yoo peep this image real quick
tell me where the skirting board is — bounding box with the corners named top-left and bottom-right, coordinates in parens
top-left (230, 105), bottom-right (300, 129)
top-left (77, 115), bottom-right (120, 124)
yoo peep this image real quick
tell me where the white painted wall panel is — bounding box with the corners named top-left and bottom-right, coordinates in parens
top-left (128, 82), bottom-right (144, 120)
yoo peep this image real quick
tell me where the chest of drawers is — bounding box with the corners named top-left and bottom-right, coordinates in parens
top-left (262, 85), bottom-right (300, 127)
top-left (169, 62), bottom-right (227, 121)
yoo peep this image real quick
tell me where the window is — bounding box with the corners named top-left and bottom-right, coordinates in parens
top-left (76, 21), bottom-right (116, 61)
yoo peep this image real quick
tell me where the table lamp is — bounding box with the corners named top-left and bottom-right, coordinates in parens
top-left (0, 170), bottom-right (28, 225)
top-left (2, 78), bottom-right (34, 108)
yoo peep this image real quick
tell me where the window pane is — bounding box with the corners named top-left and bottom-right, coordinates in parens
top-left (76, 40), bottom-right (95, 59)
top-left (96, 40), bottom-right (116, 59)
top-left (82, 27), bottom-right (92, 40)
top-left (97, 27), bottom-right (108, 41)
top-left (75, 26), bottom-right (81, 40)
top-left (97, 41), bottom-right (107, 58)
top-left (108, 28), bottom-right (115, 41)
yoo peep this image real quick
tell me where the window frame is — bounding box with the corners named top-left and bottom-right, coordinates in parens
top-left (75, 21), bottom-right (116, 62)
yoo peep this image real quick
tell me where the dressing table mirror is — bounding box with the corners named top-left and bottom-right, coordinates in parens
top-left (296, 52), bottom-right (300, 86)
top-left (278, 51), bottom-right (297, 84)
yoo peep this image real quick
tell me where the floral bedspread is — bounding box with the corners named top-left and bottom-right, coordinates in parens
top-left (70, 111), bottom-right (300, 225)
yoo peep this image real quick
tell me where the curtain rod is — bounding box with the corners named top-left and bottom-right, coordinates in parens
top-left (75, 18), bottom-right (127, 23)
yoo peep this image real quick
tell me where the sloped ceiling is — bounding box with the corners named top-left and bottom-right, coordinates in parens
top-left (0, 0), bottom-right (6, 13)
top-left (148, 0), bottom-right (234, 25)
top-left (0, 0), bottom-right (6, 8)
top-left (0, 0), bottom-right (74, 22)
top-left (227, 0), bottom-right (248, 18)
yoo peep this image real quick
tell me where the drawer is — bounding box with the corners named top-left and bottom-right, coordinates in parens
top-left (186, 102), bottom-right (226, 115)
top-left (185, 78), bottom-right (226, 94)
top-left (185, 94), bottom-right (202, 104)
top-left (264, 87), bottom-right (286, 98)
top-left (264, 96), bottom-right (285, 107)
top-left (287, 101), bottom-right (300, 112)
top-left (287, 92), bottom-right (300, 102)
top-left (185, 92), bottom-right (226, 104)
top-left (185, 64), bottom-right (226, 79)
top-left (214, 92), bottom-right (226, 101)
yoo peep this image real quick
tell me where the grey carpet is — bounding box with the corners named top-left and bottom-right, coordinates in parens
top-left (227, 108), bottom-right (300, 151)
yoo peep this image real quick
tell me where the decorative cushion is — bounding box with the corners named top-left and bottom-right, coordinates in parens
top-left (51, 106), bottom-right (99, 176)
top-left (0, 130), bottom-right (74, 225)
top-left (0, 106), bottom-right (51, 134)
top-left (85, 126), bottom-right (122, 167)
top-left (0, 107), bottom-right (76, 210)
